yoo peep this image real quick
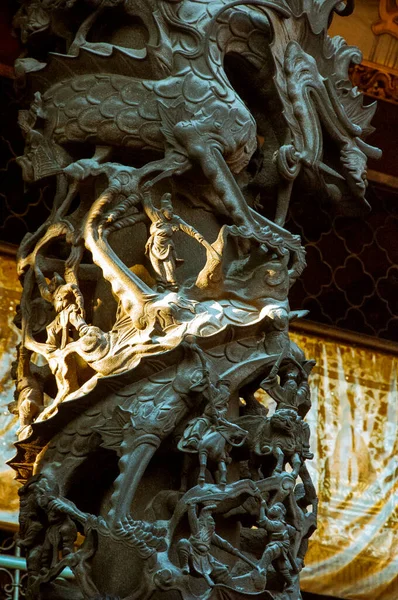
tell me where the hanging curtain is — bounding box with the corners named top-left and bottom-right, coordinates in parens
top-left (291, 332), bottom-right (398, 600)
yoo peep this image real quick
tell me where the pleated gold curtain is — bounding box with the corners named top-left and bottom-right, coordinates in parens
top-left (292, 332), bottom-right (398, 600)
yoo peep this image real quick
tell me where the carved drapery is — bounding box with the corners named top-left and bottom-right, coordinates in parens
top-left (7, 1), bottom-right (381, 599)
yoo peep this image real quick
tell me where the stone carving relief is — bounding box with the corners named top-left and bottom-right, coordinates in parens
top-left (8, 1), bottom-right (379, 599)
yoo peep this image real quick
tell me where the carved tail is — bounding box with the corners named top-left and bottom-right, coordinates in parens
top-left (84, 188), bottom-right (156, 328)
top-left (108, 440), bottom-right (159, 526)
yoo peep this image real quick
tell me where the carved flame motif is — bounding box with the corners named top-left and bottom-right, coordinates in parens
top-left (9, 1), bottom-right (379, 599)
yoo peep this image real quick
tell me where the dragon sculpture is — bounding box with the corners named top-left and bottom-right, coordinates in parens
top-left (8, 0), bottom-right (379, 599)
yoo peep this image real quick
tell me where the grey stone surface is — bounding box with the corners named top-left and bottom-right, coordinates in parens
top-left (8, 1), bottom-right (378, 599)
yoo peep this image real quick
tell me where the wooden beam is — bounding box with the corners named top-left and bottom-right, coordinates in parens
top-left (291, 319), bottom-right (398, 356)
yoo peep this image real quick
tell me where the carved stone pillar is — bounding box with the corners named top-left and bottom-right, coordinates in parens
top-left (9, 1), bottom-right (379, 599)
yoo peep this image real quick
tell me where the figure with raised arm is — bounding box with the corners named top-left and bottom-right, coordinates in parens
top-left (177, 501), bottom-right (256, 586)
top-left (143, 191), bottom-right (214, 291)
top-left (258, 501), bottom-right (297, 593)
top-left (44, 273), bottom-right (89, 351)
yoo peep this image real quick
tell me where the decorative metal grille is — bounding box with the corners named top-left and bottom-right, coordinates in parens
top-left (287, 182), bottom-right (398, 341)
top-left (0, 531), bottom-right (27, 600)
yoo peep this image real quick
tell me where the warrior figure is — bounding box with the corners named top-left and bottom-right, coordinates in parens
top-left (258, 502), bottom-right (297, 593)
top-left (177, 501), bottom-right (256, 585)
top-left (40, 497), bottom-right (78, 571)
top-left (144, 192), bottom-right (214, 291)
top-left (179, 379), bottom-right (247, 486)
top-left (261, 359), bottom-right (315, 417)
top-left (44, 273), bottom-right (89, 351)
top-left (178, 379), bottom-right (230, 453)
top-left (10, 346), bottom-right (43, 438)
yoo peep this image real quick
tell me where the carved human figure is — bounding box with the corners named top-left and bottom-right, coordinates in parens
top-left (178, 380), bottom-right (247, 486)
top-left (258, 501), bottom-right (297, 593)
top-left (10, 347), bottom-right (44, 438)
top-left (44, 273), bottom-right (89, 351)
top-left (18, 475), bottom-right (73, 580)
top-left (19, 479), bottom-right (101, 599)
top-left (290, 483), bottom-right (317, 571)
top-left (265, 409), bottom-right (313, 474)
top-left (261, 359), bottom-right (315, 418)
top-left (40, 497), bottom-right (78, 571)
top-left (144, 192), bottom-right (213, 291)
top-left (182, 418), bottom-right (247, 487)
top-left (15, 378), bottom-right (43, 438)
top-left (32, 273), bottom-right (92, 400)
top-left (177, 501), bottom-right (255, 586)
top-left (18, 477), bottom-right (48, 576)
top-left (178, 379), bottom-right (230, 453)
top-left (236, 407), bottom-right (312, 481)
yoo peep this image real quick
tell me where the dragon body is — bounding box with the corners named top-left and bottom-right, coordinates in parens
top-left (19, 1), bottom-right (307, 254)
